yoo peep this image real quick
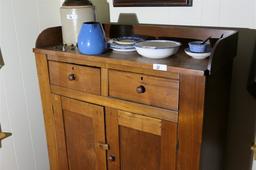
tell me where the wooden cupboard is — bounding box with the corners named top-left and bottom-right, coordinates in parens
top-left (34, 24), bottom-right (238, 170)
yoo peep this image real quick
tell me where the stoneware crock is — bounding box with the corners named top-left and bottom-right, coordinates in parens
top-left (78, 22), bottom-right (106, 55)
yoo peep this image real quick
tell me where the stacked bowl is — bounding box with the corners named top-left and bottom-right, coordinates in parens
top-left (109, 36), bottom-right (144, 52)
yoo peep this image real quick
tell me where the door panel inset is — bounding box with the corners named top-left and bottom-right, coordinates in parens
top-left (106, 107), bottom-right (177, 170)
top-left (52, 95), bottom-right (106, 170)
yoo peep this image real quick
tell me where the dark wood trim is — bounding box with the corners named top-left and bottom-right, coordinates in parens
top-left (207, 31), bottom-right (238, 75)
top-left (200, 48), bottom-right (234, 170)
top-left (0, 48), bottom-right (4, 69)
top-left (35, 26), bottom-right (62, 48)
top-left (113, 0), bottom-right (192, 7)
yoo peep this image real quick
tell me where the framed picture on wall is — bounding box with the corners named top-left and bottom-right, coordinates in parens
top-left (113, 0), bottom-right (192, 7)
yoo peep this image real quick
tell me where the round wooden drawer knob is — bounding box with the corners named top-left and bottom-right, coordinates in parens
top-left (108, 155), bottom-right (115, 161)
top-left (68, 73), bottom-right (76, 81)
top-left (136, 85), bottom-right (146, 94)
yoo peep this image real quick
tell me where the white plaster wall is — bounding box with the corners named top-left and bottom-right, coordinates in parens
top-left (254, 0), bottom-right (256, 28)
top-left (0, 0), bottom-right (61, 170)
top-left (108, 0), bottom-right (256, 28)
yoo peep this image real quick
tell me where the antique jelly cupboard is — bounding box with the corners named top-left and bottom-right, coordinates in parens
top-left (33, 24), bottom-right (238, 170)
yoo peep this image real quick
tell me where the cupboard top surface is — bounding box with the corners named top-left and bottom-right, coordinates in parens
top-left (34, 24), bottom-right (238, 76)
top-left (34, 45), bottom-right (209, 75)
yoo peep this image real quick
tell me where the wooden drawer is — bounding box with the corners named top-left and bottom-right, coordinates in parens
top-left (49, 61), bottom-right (101, 95)
top-left (109, 70), bottom-right (179, 110)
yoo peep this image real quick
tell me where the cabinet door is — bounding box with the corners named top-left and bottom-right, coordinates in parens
top-left (52, 95), bottom-right (107, 170)
top-left (106, 107), bottom-right (177, 170)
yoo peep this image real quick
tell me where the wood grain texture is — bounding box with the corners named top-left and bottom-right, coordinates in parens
top-left (37, 24), bottom-right (236, 45)
top-left (61, 97), bottom-right (107, 170)
top-left (92, 103), bottom-right (108, 170)
top-left (46, 53), bottom-right (180, 79)
top-left (101, 68), bottom-right (109, 96)
top-left (34, 24), bottom-right (237, 170)
top-left (51, 94), bottom-right (69, 170)
top-left (106, 63), bottom-right (179, 79)
top-left (102, 24), bottom-right (235, 40)
top-left (118, 110), bottom-right (162, 136)
top-left (106, 108), bottom-right (177, 170)
top-left (105, 107), bottom-right (121, 170)
top-left (51, 85), bottom-right (178, 122)
top-left (177, 74), bottom-right (205, 170)
top-left (160, 121), bottom-right (177, 170)
top-left (119, 126), bottom-right (161, 170)
top-left (49, 61), bottom-right (101, 95)
top-left (64, 110), bottom-right (97, 170)
top-left (109, 69), bottom-right (179, 110)
top-left (130, 24), bottom-right (235, 40)
top-left (35, 53), bottom-right (58, 170)
top-left (35, 26), bottom-right (62, 48)
top-left (62, 96), bottom-right (100, 118)
top-left (37, 47), bottom-right (207, 76)
top-left (34, 24), bottom-right (237, 76)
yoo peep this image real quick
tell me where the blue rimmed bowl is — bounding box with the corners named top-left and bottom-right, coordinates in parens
top-left (188, 41), bottom-right (210, 53)
top-left (108, 36), bottom-right (145, 52)
top-left (135, 40), bottom-right (181, 59)
top-left (114, 36), bottom-right (145, 45)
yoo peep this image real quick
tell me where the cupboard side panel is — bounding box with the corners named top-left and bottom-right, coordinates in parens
top-left (177, 74), bottom-right (205, 170)
top-left (201, 61), bottom-right (234, 170)
top-left (35, 53), bottom-right (58, 170)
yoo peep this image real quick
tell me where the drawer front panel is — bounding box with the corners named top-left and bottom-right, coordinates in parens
top-left (49, 61), bottom-right (101, 95)
top-left (109, 70), bottom-right (179, 110)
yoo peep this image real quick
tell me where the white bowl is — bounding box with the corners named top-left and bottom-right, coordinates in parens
top-left (184, 48), bottom-right (211, 60)
top-left (135, 40), bottom-right (181, 59)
